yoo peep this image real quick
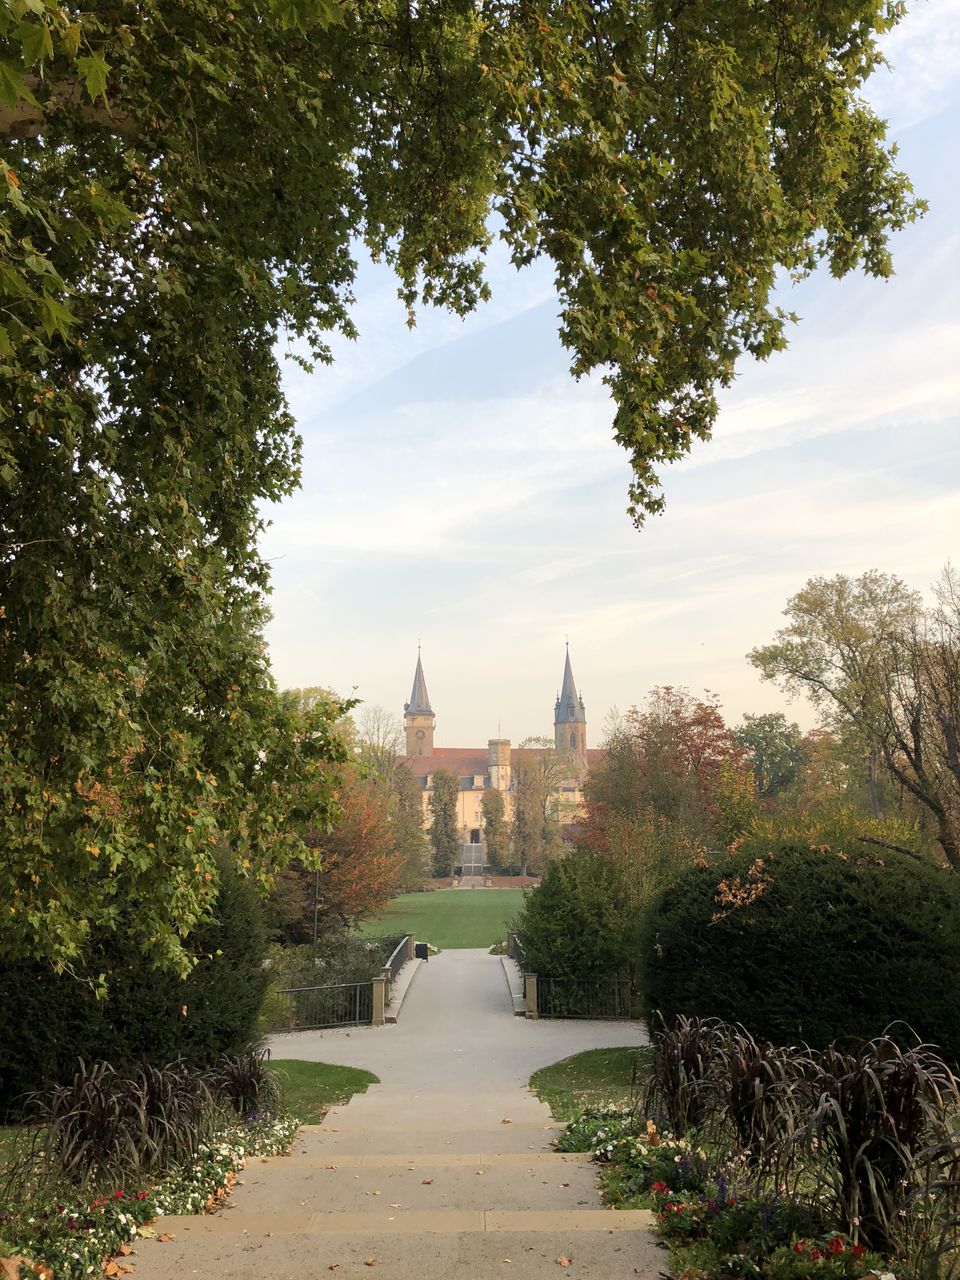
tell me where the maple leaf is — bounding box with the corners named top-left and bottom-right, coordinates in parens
top-left (556, 1257), bottom-right (573, 1267)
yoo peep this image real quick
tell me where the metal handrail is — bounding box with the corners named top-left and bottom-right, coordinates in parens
top-left (385, 935), bottom-right (410, 984)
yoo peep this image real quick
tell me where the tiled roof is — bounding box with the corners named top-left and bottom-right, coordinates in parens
top-left (402, 745), bottom-right (604, 781)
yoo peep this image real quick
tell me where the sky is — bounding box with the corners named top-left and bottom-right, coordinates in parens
top-left (260, 1), bottom-right (960, 749)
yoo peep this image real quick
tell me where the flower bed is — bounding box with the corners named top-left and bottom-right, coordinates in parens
top-left (0, 1114), bottom-right (298, 1280)
top-left (554, 1111), bottom-right (892, 1280)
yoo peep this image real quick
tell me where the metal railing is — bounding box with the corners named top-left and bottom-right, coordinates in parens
top-left (382, 934), bottom-right (412, 1003)
top-left (265, 981), bottom-right (374, 1032)
top-left (535, 975), bottom-right (634, 1021)
top-left (506, 932), bottom-right (525, 967)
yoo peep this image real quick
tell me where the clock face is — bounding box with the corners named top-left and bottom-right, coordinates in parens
top-left (415, 729), bottom-right (426, 740)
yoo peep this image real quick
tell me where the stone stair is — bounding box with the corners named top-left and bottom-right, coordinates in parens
top-left (130, 1084), bottom-right (662, 1279)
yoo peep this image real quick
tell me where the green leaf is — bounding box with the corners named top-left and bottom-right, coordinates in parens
top-left (18, 18), bottom-right (54, 68)
top-left (38, 292), bottom-right (75, 338)
top-left (0, 57), bottom-right (38, 108)
top-left (76, 52), bottom-right (110, 103)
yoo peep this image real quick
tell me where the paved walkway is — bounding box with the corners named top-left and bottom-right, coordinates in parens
top-left (131, 950), bottom-right (660, 1280)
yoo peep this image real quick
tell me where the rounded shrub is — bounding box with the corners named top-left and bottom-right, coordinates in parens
top-left (641, 845), bottom-right (960, 1060)
top-left (0, 854), bottom-right (268, 1117)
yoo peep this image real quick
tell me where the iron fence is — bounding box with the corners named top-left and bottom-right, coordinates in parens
top-left (507, 932), bottom-right (525, 967)
top-left (535, 975), bottom-right (634, 1020)
top-left (264, 981), bottom-right (374, 1032)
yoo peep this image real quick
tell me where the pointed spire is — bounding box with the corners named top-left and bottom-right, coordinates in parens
top-left (554, 644), bottom-right (586, 725)
top-left (405, 651), bottom-right (433, 716)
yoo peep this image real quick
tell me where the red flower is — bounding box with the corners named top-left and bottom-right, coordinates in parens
top-left (828, 1237), bottom-right (846, 1254)
top-left (114, 1189), bottom-right (124, 1199)
top-left (809, 1249), bottom-right (823, 1261)
top-left (851, 1245), bottom-right (866, 1259)
top-left (136, 1190), bottom-right (149, 1201)
top-left (793, 1242), bottom-right (807, 1255)
top-left (651, 1181), bottom-right (671, 1195)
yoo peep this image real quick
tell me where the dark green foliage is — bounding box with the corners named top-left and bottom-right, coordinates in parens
top-left (33, 1059), bottom-right (219, 1188)
top-left (515, 855), bottom-right (638, 983)
top-left (642, 845), bottom-right (960, 1059)
top-left (0, 857), bottom-right (269, 1117)
top-left (480, 787), bottom-right (510, 872)
top-left (428, 769), bottom-right (460, 878)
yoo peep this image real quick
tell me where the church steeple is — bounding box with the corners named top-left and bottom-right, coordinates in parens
top-left (554, 644), bottom-right (587, 764)
top-left (404, 649), bottom-right (435, 756)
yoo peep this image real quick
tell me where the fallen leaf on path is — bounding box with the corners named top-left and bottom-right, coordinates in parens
top-left (476, 1170), bottom-right (485, 1176)
top-left (364, 1259), bottom-right (378, 1267)
top-left (326, 1163), bottom-right (337, 1169)
top-left (0, 1259), bottom-right (32, 1280)
top-left (328, 1265), bottom-right (340, 1272)
top-left (137, 1227), bottom-right (156, 1239)
top-left (501, 1119), bottom-right (511, 1125)
top-left (118, 1244), bottom-right (133, 1256)
top-left (556, 1257), bottom-right (572, 1267)
top-left (559, 1182), bottom-right (571, 1188)
top-left (265, 1232), bottom-right (273, 1238)
top-left (103, 1264), bottom-right (121, 1278)
top-left (503, 1260), bottom-right (512, 1264)
top-left (157, 1234), bottom-right (175, 1243)
top-left (421, 1178), bottom-right (433, 1185)
top-left (389, 1203), bottom-right (402, 1209)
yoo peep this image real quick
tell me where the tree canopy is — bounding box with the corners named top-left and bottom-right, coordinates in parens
top-left (0, 0), bottom-right (922, 972)
top-left (751, 568), bottom-right (960, 868)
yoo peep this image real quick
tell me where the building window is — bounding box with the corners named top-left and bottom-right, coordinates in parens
top-left (570, 731), bottom-right (577, 750)
top-left (470, 828), bottom-right (481, 844)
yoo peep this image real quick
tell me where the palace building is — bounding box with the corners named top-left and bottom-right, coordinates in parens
top-left (402, 646), bottom-right (602, 844)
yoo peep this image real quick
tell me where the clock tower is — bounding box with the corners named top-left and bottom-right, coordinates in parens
top-left (404, 650), bottom-right (435, 756)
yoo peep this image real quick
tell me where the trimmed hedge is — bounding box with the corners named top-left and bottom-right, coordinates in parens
top-left (0, 855), bottom-right (268, 1118)
top-left (641, 845), bottom-right (960, 1059)
top-left (516, 855), bottom-right (638, 982)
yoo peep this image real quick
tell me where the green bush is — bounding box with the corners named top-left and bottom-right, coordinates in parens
top-left (0, 855), bottom-right (269, 1118)
top-left (515, 854), bottom-right (639, 982)
top-left (641, 845), bottom-right (960, 1059)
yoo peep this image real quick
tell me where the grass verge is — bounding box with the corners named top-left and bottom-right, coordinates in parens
top-left (268, 1059), bottom-right (378, 1123)
top-left (359, 888), bottom-right (526, 949)
top-left (529, 1046), bottom-right (649, 1121)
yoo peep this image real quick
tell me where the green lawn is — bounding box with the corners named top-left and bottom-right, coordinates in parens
top-left (269, 1059), bottom-right (378, 1123)
top-left (529, 1046), bottom-right (650, 1122)
top-left (359, 888), bottom-right (526, 949)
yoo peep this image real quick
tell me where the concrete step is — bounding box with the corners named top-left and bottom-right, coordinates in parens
top-left (277, 1152), bottom-right (593, 1168)
top-left (231, 1155), bottom-right (602, 1212)
top-left (130, 1224), bottom-right (665, 1280)
top-left (310, 1117), bottom-right (561, 1135)
top-left (298, 1122), bottom-right (562, 1158)
top-left (145, 1208), bottom-right (655, 1235)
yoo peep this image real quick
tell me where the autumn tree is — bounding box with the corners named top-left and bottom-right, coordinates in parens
top-left (0, 0), bottom-right (922, 971)
top-left (511, 739), bottom-right (575, 875)
top-left (354, 706), bottom-right (427, 890)
top-left (751, 569), bottom-right (960, 867)
top-left (585, 688), bottom-right (747, 846)
top-left (480, 787), bottom-right (510, 872)
top-left (428, 768), bottom-right (460, 879)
